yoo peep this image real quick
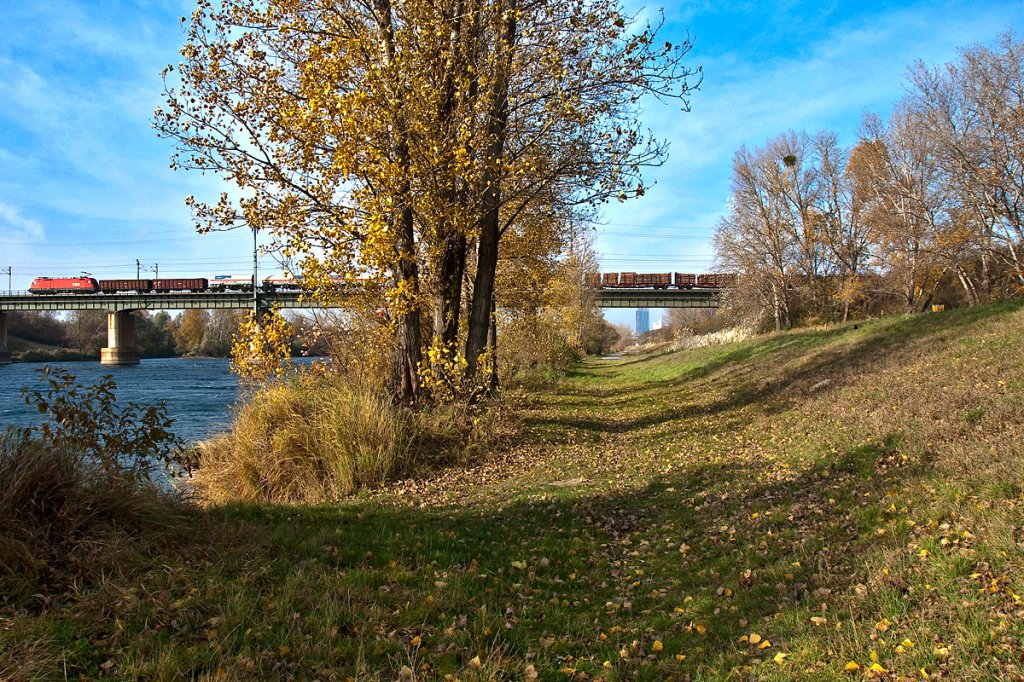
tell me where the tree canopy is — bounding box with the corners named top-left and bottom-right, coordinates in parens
top-left (157, 0), bottom-right (699, 401)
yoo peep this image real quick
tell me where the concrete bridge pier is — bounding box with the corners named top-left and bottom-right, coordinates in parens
top-left (0, 312), bottom-right (10, 364)
top-left (100, 310), bottom-right (140, 365)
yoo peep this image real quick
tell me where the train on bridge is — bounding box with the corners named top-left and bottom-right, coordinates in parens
top-left (586, 272), bottom-right (737, 289)
top-left (25, 271), bottom-right (737, 296)
top-left (27, 274), bottom-right (305, 295)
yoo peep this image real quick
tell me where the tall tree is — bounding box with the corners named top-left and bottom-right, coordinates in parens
top-left (158, 0), bottom-right (697, 401)
top-left (908, 33), bottom-right (1024, 295)
top-left (857, 110), bottom-right (948, 312)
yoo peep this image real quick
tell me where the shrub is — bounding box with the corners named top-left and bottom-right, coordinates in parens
top-left (0, 368), bottom-right (192, 604)
top-left (21, 366), bottom-right (195, 482)
top-left (193, 367), bottom-right (509, 504)
top-left (0, 431), bottom-right (184, 603)
top-left (194, 370), bottom-right (416, 503)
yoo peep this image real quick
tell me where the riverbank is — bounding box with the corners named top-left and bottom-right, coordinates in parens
top-left (2, 299), bottom-right (1023, 680)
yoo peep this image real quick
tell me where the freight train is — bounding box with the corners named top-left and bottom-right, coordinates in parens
top-left (26, 274), bottom-right (306, 295)
top-left (585, 272), bottom-right (737, 289)
top-left (26, 271), bottom-right (737, 295)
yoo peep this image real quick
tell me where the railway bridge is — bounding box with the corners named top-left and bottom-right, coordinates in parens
top-left (0, 287), bottom-right (721, 365)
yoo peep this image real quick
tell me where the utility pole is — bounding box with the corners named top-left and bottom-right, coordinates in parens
top-left (252, 226), bottom-right (259, 316)
top-left (136, 259), bottom-right (141, 279)
top-left (2, 267), bottom-right (10, 293)
top-left (150, 264), bottom-right (159, 280)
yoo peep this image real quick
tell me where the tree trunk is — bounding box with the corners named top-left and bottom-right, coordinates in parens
top-left (376, 0), bottom-right (422, 404)
top-left (465, 0), bottom-right (516, 377)
top-left (431, 0), bottom-right (474, 378)
top-left (433, 231), bottom-right (467, 351)
top-left (488, 295), bottom-right (498, 392)
top-left (391, 201), bottom-right (422, 404)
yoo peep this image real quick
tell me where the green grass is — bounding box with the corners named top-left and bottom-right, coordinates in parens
top-left (2, 300), bottom-right (1023, 680)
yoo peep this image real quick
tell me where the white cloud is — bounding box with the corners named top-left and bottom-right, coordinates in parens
top-left (0, 202), bottom-right (45, 240)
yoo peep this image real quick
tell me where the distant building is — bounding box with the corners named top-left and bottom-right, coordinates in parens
top-left (635, 309), bottom-right (650, 334)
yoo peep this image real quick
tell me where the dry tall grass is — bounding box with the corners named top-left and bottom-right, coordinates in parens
top-left (194, 372), bottom-right (419, 504)
top-left (0, 430), bottom-right (184, 603)
top-left (671, 326), bottom-right (753, 350)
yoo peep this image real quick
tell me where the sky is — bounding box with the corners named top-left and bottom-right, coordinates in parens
top-left (0, 0), bottom-right (1020, 327)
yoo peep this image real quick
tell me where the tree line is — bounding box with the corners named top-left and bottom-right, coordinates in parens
top-left (8, 309), bottom-right (320, 360)
top-left (714, 33), bottom-right (1023, 330)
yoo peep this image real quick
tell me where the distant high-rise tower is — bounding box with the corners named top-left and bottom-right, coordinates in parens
top-left (635, 309), bottom-right (650, 334)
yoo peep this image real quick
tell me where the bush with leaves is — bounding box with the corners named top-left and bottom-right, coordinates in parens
top-left (230, 307), bottom-right (295, 389)
top-left (21, 366), bottom-right (193, 482)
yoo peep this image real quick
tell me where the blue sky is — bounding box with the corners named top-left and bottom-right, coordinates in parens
top-left (0, 0), bottom-right (1019, 326)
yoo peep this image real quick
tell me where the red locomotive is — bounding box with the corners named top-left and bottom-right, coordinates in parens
top-left (28, 276), bottom-right (100, 294)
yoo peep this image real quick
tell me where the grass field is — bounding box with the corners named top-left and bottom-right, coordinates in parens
top-left (2, 300), bottom-right (1023, 680)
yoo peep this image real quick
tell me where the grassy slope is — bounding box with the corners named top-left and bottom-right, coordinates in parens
top-left (2, 300), bottom-right (1023, 680)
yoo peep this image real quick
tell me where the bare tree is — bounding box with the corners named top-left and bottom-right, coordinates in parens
top-left (908, 33), bottom-right (1024, 295)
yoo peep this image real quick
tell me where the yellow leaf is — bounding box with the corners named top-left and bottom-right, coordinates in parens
top-left (469, 655), bottom-right (482, 667)
top-left (748, 633), bottom-right (762, 645)
top-left (410, 635), bottom-right (421, 646)
top-left (844, 661), bottom-right (860, 672)
top-left (933, 646), bottom-right (949, 658)
top-left (695, 623), bottom-right (707, 635)
top-left (675, 654), bottom-right (687, 661)
top-left (810, 616), bottom-right (828, 626)
top-left (652, 640), bottom-right (664, 652)
top-left (773, 652), bottom-right (788, 664)
top-left (870, 650), bottom-right (879, 662)
top-left (875, 619), bottom-right (890, 632)
top-left (901, 639), bottom-right (915, 648)
top-left (869, 662), bottom-right (888, 674)
top-left (758, 640), bottom-right (772, 649)
top-left (603, 660), bottom-right (612, 669)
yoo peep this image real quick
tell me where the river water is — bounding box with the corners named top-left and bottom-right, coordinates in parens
top-left (1, 357), bottom-right (247, 443)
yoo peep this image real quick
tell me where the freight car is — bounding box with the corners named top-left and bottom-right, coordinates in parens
top-left (635, 273), bottom-right (671, 288)
top-left (674, 272), bottom-right (696, 288)
top-left (261, 274), bottom-right (304, 291)
top-left (28, 276), bottom-right (100, 294)
top-left (584, 272), bottom-right (737, 289)
top-left (208, 274), bottom-right (255, 292)
top-left (696, 273), bottom-right (737, 288)
top-left (99, 279), bottom-right (153, 293)
top-left (153, 278), bottom-right (208, 292)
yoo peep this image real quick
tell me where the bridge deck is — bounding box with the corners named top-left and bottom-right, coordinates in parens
top-left (0, 287), bottom-right (721, 312)
top-left (596, 288), bottom-right (721, 308)
top-left (0, 291), bottom-right (313, 312)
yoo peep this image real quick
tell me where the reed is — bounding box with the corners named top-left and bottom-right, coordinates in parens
top-left (194, 371), bottom-right (422, 503)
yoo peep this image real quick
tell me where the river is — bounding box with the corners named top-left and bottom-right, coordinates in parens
top-left (0, 357), bottom-right (279, 443)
